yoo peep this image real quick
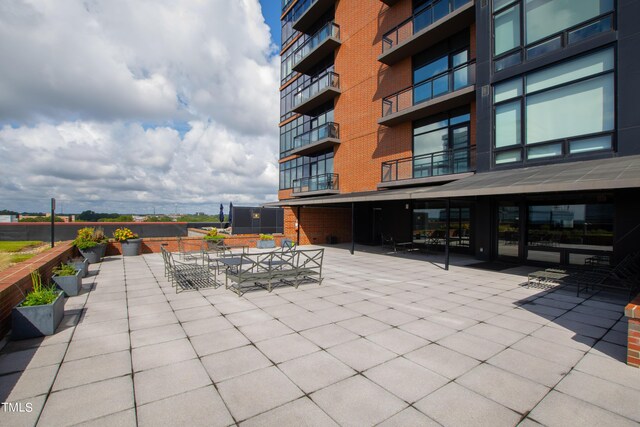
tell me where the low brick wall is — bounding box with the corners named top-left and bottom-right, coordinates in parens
top-left (0, 242), bottom-right (76, 339)
top-left (105, 234), bottom-right (289, 255)
top-left (625, 296), bottom-right (640, 368)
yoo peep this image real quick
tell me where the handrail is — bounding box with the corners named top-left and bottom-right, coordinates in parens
top-left (382, 61), bottom-right (475, 117)
top-left (293, 71), bottom-right (340, 107)
top-left (382, 0), bottom-right (471, 53)
top-left (293, 22), bottom-right (340, 67)
top-left (293, 173), bottom-right (339, 193)
top-left (293, 122), bottom-right (340, 149)
top-left (381, 146), bottom-right (476, 182)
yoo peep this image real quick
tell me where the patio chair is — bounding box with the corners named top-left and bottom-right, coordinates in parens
top-left (177, 237), bottom-right (205, 262)
top-left (161, 246), bottom-right (216, 292)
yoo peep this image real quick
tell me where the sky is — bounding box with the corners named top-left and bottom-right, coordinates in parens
top-left (0, 0), bottom-right (283, 215)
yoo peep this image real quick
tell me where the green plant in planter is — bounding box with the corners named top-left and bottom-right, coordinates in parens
top-left (22, 271), bottom-right (59, 307)
top-left (73, 227), bottom-right (108, 249)
top-left (52, 263), bottom-right (78, 277)
top-left (203, 229), bottom-right (224, 241)
top-left (259, 234), bottom-right (274, 241)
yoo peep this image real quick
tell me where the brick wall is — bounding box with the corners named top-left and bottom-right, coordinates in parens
top-left (284, 206), bottom-right (352, 245)
top-left (104, 235), bottom-right (289, 256)
top-left (0, 242), bottom-right (75, 339)
top-left (625, 296), bottom-right (640, 368)
top-left (334, 0), bottom-right (413, 194)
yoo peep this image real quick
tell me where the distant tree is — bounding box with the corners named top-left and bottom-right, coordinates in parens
top-left (77, 210), bottom-right (124, 221)
top-left (177, 214), bottom-right (224, 222)
top-left (144, 215), bottom-right (174, 222)
top-left (98, 215), bottom-right (134, 222)
top-left (19, 216), bottom-right (64, 222)
top-left (0, 209), bottom-right (18, 215)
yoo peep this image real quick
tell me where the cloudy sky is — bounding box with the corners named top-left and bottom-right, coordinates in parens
top-left (0, 0), bottom-right (281, 214)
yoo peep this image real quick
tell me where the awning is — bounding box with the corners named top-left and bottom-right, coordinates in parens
top-left (266, 155), bottom-right (640, 207)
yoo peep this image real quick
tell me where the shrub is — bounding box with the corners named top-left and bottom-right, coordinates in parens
top-left (203, 229), bottom-right (224, 241)
top-left (113, 227), bottom-right (139, 242)
top-left (21, 271), bottom-right (59, 307)
top-left (259, 234), bottom-right (274, 241)
top-left (52, 263), bottom-right (77, 276)
top-left (73, 227), bottom-right (108, 249)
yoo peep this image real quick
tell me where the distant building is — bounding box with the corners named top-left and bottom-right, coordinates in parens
top-left (0, 215), bottom-right (18, 223)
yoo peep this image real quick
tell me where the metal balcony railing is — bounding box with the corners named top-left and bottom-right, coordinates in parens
top-left (293, 71), bottom-right (340, 108)
top-left (382, 0), bottom-right (471, 53)
top-left (382, 62), bottom-right (475, 117)
top-left (293, 22), bottom-right (340, 68)
top-left (293, 122), bottom-right (339, 150)
top-left (293, 173), bottom-right (339, 194)
top-left (381, 146), bottom-right (476, 182)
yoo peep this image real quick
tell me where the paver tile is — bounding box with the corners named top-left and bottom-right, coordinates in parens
top-left (327, 338), bottom-right (396, 372)
top-left (53, 350), bottom-right (131, 391)
top-left (201, 345), bottom-right (273, 383)
top-left (255, 333), bottom-right (320, 364)
top-left (279, 351), bottom-right (355, 393)
top-left (134, 359), bottom-right (212, 406)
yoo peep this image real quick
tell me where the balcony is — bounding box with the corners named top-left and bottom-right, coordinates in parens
top-left (291, 122), bottom-right (340, 156)
top-left (293, 173), bottom-right (340, 196)
top-left (292, 0), bottom-right (337, 33)
top-left (378, 62), bottom-right (475, 127)
top-left (380, 146), bottom-right (476, 188)
top-left (292, 22), bottom-right (341, 75)
top-left (379, 0), bottom-right (475, 66)
top-left (380, 0), bottom-right (401, 5)
top-left (292, 71), bottom-right (340, 115)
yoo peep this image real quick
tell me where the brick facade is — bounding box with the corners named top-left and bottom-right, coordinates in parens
top-left (625, 296), bottom-right (640, 368)
top-left (284, 206), bottom-right (351, 245)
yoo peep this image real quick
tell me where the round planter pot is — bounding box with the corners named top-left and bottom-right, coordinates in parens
top-left (121, 239), bottom-right (142, 256)
top-left (205, 239), bottom-right (225, 250)
top-left (79, 243), bottom-right (107, 264)
top-left (257, 240), bottom-right (276, 249)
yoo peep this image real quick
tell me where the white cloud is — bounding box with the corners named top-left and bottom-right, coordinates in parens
top-left (0, 0), bottom-right (280, 212)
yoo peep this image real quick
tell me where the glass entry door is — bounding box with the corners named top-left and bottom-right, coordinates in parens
top-left (497, 203), bottom-right (520, 259)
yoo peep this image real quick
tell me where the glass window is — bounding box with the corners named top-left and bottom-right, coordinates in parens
top-left (526, 74), bottom-right (614, 144)
top-left (495, 101), bottom-right (521, 148)
top-left (525, 48), bottom-right (614, 93)
top-left (527, 204), bottom-right (613, 252)
top-left (494, 5), bottom-right (520, 56)
top-left (495, 149), bottom-right (521, 164)
top-left (494, 78), bottom-right (522, 103)
top-left (570, 135), bottom-right (611, 154)
top-left (525, 0), bottom-right (614, 44)
top-left (527, 143), bottom-right (562, 160)
top-left (414, 56), bottom-right (448, 84)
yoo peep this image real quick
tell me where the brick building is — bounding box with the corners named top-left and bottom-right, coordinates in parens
top-left (272, 0), bottom-right (640, 266)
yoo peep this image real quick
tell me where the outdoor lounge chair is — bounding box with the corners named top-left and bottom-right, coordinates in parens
top-left (161, 246), bottom-right (216, 293)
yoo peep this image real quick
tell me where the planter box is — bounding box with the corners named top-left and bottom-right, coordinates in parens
top-left (12, 292), bottom-right (65, 340)
top-left (257, 240), bottom-right (276, 249)
top-left (70, 258), bottom-right (89, 278)
top-left (121, 239), bottom-right (142, 256)
top-left (79, 243), bottom-right (106, 264)
top-left (52, 270), bottom-right (82, 296)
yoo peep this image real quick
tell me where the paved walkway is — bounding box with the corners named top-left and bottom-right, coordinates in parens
top-left (0, 246), bottom-right (638, 426)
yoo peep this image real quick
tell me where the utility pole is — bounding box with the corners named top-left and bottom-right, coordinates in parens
top-left (50, 198), bottom-right (56, 248)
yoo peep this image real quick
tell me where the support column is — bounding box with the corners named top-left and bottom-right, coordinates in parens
top-left (351, 202), bottom-right (355, 255)
top-left (445, 198), bottom-right (450, 271)
top-left (296, 206), bottom-right (301, 246)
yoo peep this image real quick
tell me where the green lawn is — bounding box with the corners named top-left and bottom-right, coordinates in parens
top-left (9, 254), bottom-right (35, 263)
top-left (0, 241), bottom-right (43, 252)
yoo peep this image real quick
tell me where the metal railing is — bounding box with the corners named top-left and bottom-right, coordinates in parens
top-left (292, 0), bottom-right (320, 21)
top-left (293, 22), bottom-right (340, 68)
top-left (382, 62), bottom-right (474, 117)
top-left (382, 0), bottom-right (471, 53)
top-left (293, 173), bottom-right (339, 194)
top-left (293, 71), bottom-right (340, 108)
top-left (293, 122), bottom-right (340, 150)
top-left (381, 146), bottom-right (476, 182)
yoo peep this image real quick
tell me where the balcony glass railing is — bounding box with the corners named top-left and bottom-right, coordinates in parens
top-left (382, 0), bottom-right (471, 53)
top-left (293, 71), bottom-right (340, 108)
top-left (381, 146), bottom-right (476, 182)
top-left (382, 62), bottom-right (475, 117)
top-left (293, 22), bottom-right (340, 67)
top-left (293, 173), bottom-right (339, 194)
top-left (293, 122), bottom-right (339, 150)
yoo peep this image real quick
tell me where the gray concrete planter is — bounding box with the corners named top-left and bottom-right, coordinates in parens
top-left (121, 239), bottom-right (142, 256)
top-left (257, 240), bottom-right (276, 249)
top-left (11, 291), bottom-right (65, 340)
top-left (79, 243), bottom-right (106, 264)
top-left (52, 270), bottom-right (82, 296)
top-left (70, 258), bottom-right (89, 278)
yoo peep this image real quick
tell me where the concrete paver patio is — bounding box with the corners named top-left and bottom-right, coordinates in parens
top-left (0, 245), bottom-right (638, 426)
